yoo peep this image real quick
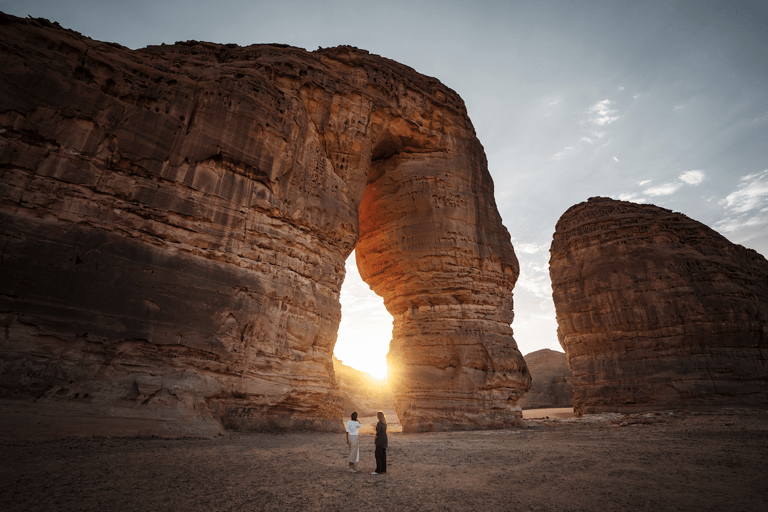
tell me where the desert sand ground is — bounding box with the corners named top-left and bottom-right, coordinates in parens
top-left (2, 408), bottom-right (767, 511)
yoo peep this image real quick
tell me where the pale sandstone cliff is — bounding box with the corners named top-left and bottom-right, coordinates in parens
top-left (0, 14), bottom-right (529, 436)
top-left (517, 349), bottom-right (573, 409)
top-left (550, 197), bottom-right (768, 414)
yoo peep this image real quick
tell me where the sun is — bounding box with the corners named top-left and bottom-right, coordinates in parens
top-left (333, 322), bottom-right (391, 381)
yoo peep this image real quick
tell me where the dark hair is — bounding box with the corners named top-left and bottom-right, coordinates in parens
top-left (351, 412), bottom-right (358, 421)
top-left (377, 411), bottom-right (386, 425)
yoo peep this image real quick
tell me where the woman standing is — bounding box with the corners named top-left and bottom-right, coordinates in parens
top-left (372, 411), bottom-right (387, 474)
top-left (345, 412), bottom-right (362, 473)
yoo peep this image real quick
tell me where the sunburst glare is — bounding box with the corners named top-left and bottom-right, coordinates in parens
top-left (334, 251), bottom-right (393, 381)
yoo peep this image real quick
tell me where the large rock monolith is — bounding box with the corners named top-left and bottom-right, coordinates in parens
top-left (0, 13), bottom-right (529, 436)
top-left (550, 197), bottom-right (768, 414)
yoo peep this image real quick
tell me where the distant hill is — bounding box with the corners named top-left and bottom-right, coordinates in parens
top-left (518, 349), bottom-right (573, 409)
top-left (333, 357), bottom-right (395, 417)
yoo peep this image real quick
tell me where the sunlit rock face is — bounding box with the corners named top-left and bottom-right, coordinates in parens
top-left (517, 349), bottom-right (572, 410)
top-left (355, 75), bottom-right (529, 432)
top-left (0, 14), bottom-right (528, 436)
top-left (550, 197), bottom-right (768, 414)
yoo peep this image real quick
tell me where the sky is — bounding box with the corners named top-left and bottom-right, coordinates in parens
top-left (3, 0), bottom-right (767, 379)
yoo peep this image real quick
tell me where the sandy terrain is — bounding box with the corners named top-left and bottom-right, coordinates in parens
top-left (1, 408), bottom-right (767, 511)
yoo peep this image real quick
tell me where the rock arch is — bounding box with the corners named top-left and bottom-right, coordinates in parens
top-left (0, 14), bottom-right (529, 436)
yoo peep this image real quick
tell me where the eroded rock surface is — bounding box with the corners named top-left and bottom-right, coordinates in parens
top-left (550, 197), bottom-right (768, 414)
top-left (517, 349), bottom-right (572, 409)
top-left (0, 14), bottom-right (528, 436)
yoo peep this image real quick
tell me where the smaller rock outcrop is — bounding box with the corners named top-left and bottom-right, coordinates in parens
top-left (550, 197), bottom-right (768, 414)
top-left (518, 349), bottom-right (573, 409)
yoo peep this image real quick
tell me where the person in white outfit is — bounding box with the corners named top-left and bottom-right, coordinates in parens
top-left (345, 411), bottom-right (363, 472)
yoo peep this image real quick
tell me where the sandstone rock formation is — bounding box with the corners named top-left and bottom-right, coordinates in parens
top-left (550, 197), bottom-right (768, 414)
top-left (517, 349), bottom-right (573, 409)
top-left (0, 13), bottom-right (529, 436)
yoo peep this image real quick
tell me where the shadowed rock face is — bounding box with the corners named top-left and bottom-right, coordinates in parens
top-left (550, 197), bottom-right (768, 414)
top-left (517, 349), bottom-right (572, 410)
top-left (0, 14), bottom-right (528, 436)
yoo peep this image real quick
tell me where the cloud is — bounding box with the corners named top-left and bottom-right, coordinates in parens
top-left (633, 93), bottom-right (640, 99)
top-left (588, 99), bottom-right (619, 126)
top-left (617, 192), bottom-right (647, 203)
top-left (679, 170), bottom-right (704, 185)
top-left (721, 170), bottom-right (768, 214)
top-left (644, 183), bottom-right (682, 196)
top-left (516, 256), bottom-right (552, 299)
top-left (637, 171), bottom-right (704, 197)
top-left (713, 170), bottom-right (768, 235)
top-left (618, 86), bottom-right (625, 91)
top-left (516, 242), bottom-right (547, 254)
top-left (552, 145), bottom-right (574, 160)
top-left (618, 171), bottom-right (705, 205)
top-left (613, 156), bottom-right (619, 162)
top-left (715, 214), bottom-right (767, 233)
top-left (673, 104), bottom-right (685, 111)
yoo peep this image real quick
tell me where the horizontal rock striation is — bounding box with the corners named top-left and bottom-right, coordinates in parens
top-left (0, 14), bottom-right (528, 436)
top-left (517, 349), bottom-right (573, 410)
top-left (550, 197), bottom-right (768, 414)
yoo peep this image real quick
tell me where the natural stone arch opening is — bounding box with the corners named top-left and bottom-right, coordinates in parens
top-left (334, 251), bottom-right (392, 382)
top-left (332, 251), bottom-right (395, 424)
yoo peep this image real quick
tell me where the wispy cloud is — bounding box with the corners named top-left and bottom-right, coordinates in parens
top-left (679, 170), bottom-right (705, 185)
top-left (644, 183), bottom-right (682, 196)
top-left (516, 256), bottom-right (552, 299)
top-left (516, 242), bottom-right (547, 254)
top-left (588, 99), bottom-right (620, 126)
top-left (552, 145), bottom-right (574, 160)
top-left (721, 170), bottom-right (768, 214)
top-left (673, 104), bottom-right (685, 111)
top-left (713, 171), bottom-right (768, 235)
top-left (622, 170), bottom-right (705, 202)
top-left (618, 86), bottom-right (625, 91)
top-left (553, 99), bottom-right (618, 160)
top-left (617, 192), bottom-right (647, 203)
top-left (613, 156), bottom-right (619, 162)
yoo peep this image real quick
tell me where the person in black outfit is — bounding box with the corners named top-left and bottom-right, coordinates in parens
top-left (372, 411), bottom-right (388, 474)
